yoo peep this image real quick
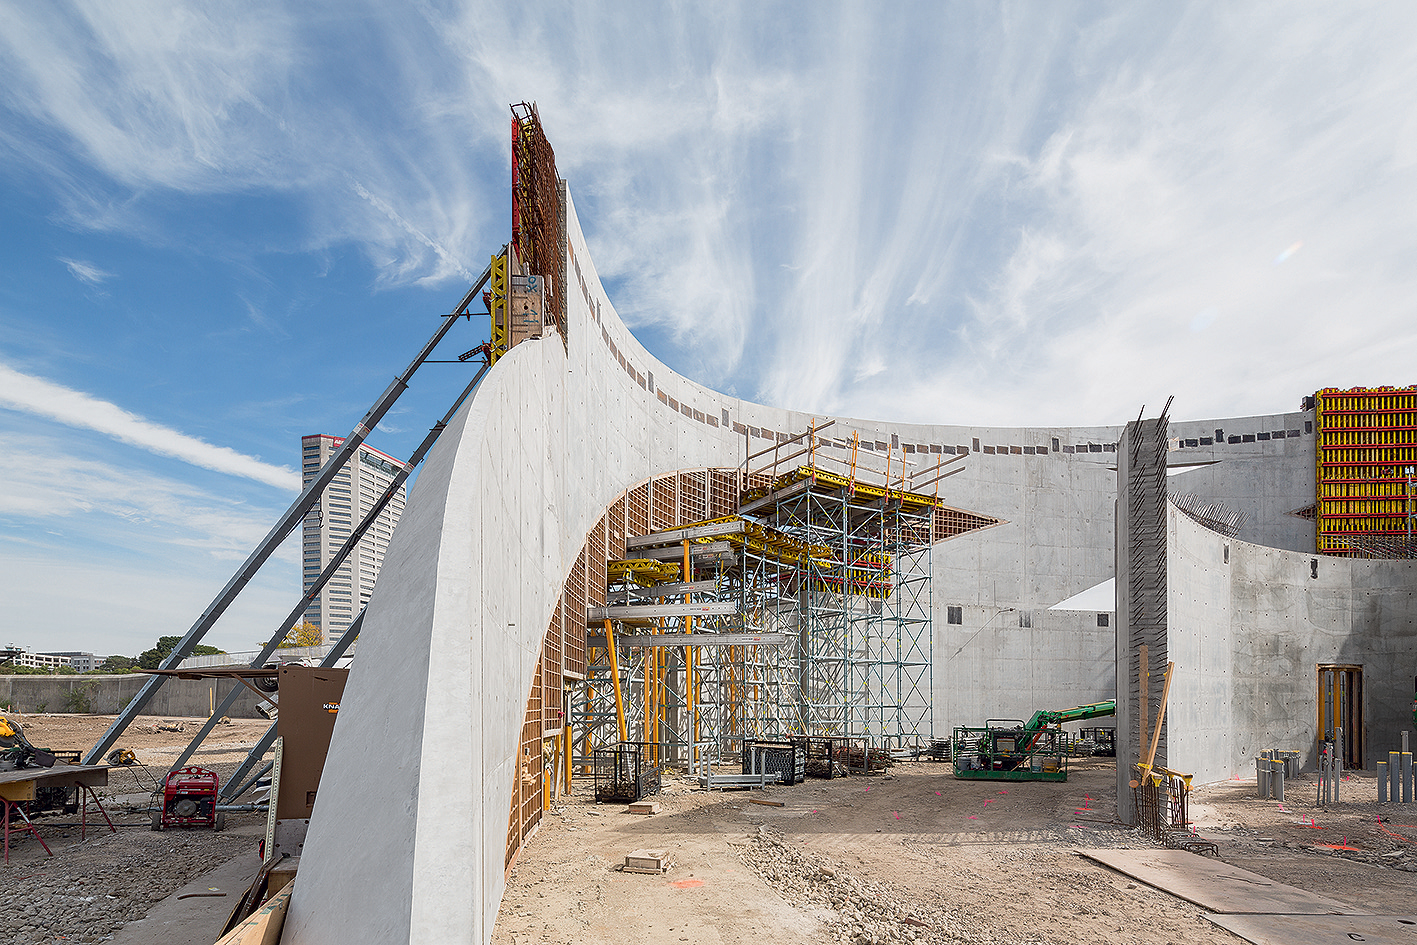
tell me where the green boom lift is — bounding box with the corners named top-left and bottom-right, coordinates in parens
top-left (952, 700), bottom-right (1117, 782)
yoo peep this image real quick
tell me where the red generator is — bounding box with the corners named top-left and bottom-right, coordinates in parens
top-left (152, 766), bottom-right (225, 831)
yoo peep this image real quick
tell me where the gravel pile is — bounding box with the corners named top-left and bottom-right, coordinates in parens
top-left (0, 811), bottom-right (254, 944)
top-left (734, 806), bottom-right (1155, 945)
top-left (735, 824), bottom-right (1023, 945)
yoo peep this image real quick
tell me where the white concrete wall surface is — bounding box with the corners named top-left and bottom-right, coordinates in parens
top-left (1168, 505), bottom-right (1417, 783)
top-left (283, 179), bottom-right (1334, 943)
top-left (935, 606), bottom-right (1114, 731)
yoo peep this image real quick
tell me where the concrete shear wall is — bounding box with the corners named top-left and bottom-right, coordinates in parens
top-left (1168, 505), bottom-right (1417, 783)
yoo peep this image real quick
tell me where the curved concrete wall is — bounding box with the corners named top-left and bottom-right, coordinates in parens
top-left (285, 180), bottom-right (1330, 943)
top-left (1169, 504), bottom-right (1417, 783)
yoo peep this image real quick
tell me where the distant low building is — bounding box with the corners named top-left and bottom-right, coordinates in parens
top-left (42, 651), bottom-right (100, 672)
top-left (0, 646), bottom-right (73, 671)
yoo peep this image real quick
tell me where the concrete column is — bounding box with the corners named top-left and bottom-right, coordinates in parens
top-left (1403, 752), bottom-right (1413, 803)
top-left (1379, 761), bottom-right (1389, 802)
top-left (1390, 751), bottom-right (1401, 802)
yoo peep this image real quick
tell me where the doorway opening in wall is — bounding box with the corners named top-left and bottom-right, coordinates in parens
top-left (1317, 665), bottom-right (1364, 769)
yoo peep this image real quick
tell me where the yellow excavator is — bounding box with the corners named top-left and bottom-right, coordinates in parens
top-left (0, 714), bottom-right (57, 771)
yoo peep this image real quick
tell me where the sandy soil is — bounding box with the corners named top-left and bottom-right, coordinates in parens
top-left (8, 716), bottom-right (1417, 945)
top-left (494, 759), bottom-right (1417, 945)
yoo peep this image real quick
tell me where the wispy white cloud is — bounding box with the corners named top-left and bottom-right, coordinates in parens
top-left (60, 257), bottom-right (113, 285)
top-left (0, 433), bottom-right (283, 556)
top-left (0, 1), bottom-right (295, 191)
top-left (0, 547), bottom-right (295, 656)
top-left (4, 2), bottom-right (1417, 431)
top-left (0, 362), bottom-right (299, 490)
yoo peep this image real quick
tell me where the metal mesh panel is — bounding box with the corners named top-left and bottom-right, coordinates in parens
top-left (587, 521), bottom-right (607, 609)
top-left (564, 550), bottom-right (587, 678)
top-left (507, 650), bottom-right (546, 867)
top-left (932, 505), bottom-right (1003, 543)
top-left (543, 602), bottom-right (563, 731)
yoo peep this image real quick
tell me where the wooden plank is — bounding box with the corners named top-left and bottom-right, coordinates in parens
top-left (625, 520), bottom-right (744, 548)
top-left (0, 780), bottom-right (35, 802)
top-left (214, 882), bottom-right (292, 945)
top-left (1205, 913), bottom-right (1417, 945)
top-left (587, 632), bottom-right (790, 649)
top-left (588, 601), bottom-right (737, 622)
top-left (266, 858), bottom-right (299, 899)
top-left (621, 541), bottom-right (734, 562)
top-left (1077, 849), bottom-right (1353, 915)
top-left (1143, 661), bottom-right (1175, 771)
top-left (0, 764), bottom-right (109, 790)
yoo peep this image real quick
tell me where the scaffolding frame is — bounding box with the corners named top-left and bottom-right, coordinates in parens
top-left (570, 429), bottom-right (949, 775)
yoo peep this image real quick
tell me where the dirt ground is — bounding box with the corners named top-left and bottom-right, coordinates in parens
top-left (494, 759), bottom-right (1417, 945)
top-left (10, 712), bottom-right (274, 770)
top-left (6, 715), bottom-right (1417, 945)
top-left (0, 713), bottom-right (272, 944)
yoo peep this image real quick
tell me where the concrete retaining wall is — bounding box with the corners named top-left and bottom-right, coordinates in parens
top-left (0, 674), bottom-right (267, 718)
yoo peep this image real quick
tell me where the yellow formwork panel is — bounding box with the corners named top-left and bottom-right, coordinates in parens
top-left (488, 252), bottom-right (508, 364)
top-left (1316, 385), bottom-right (1417, 554)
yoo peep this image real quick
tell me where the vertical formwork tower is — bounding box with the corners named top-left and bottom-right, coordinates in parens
top-left (1315, 385), bottom-right (1417, 557)
top-left (740, 428), bottom-right (939, 749)
top-left (751, 468), bottom-right (935, 747)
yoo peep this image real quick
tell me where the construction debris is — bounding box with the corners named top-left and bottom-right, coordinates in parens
top-left (622, 848), bottom-right (671, 874)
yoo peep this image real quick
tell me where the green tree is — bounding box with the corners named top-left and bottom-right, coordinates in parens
top-left (279, 621), bottom-right (323, 649)
top-left (136, 636), bottom-right (224, 669)
top-left (96, 655), bottom-right (139, 674)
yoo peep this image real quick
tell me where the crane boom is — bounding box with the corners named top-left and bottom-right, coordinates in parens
top-left (1025, 699), bottom-right (1117, 731)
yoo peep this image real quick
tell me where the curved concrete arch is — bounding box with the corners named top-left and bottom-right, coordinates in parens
top-left (285, 183), bottom-right (1326, 943)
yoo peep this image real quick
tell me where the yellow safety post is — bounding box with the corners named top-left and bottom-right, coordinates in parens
top-left (603, 619), bottom-right (628, 743)
top-left (683, 540), bottom-right (696, 763)
top-left (653, 646), bottom-right (662, 761)
top-left (849, 432), bottom-right (860, 492)
top-left (563, 723), bottom-right (572, 795)
top-left (645, 630), bottom-right (657, 760)
top-left (543, 745), bottom-right (552, 812)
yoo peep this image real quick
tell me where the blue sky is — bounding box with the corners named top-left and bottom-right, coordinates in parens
top-left (2, 3), bottom-right (1415, 657)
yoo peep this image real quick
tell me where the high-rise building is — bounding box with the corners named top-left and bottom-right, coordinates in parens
top-left (301, 434), bottom-right (407, 643)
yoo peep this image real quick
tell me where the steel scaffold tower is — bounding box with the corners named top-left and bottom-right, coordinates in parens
top-left (570, 427), bottom-right (953, 769)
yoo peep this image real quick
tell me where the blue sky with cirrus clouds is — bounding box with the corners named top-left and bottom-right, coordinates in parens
top-left (1, 2), bottom-right (1414, 656)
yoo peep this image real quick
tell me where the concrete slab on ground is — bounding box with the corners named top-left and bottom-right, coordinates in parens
top-left (109, 852), bottom-right (262, 945)
top-left (1206, 913), bottom-right (1417, 944)
top-left (1077, 848), bottom-right (1353, 914)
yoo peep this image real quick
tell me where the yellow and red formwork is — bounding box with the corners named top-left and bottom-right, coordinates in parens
top-left (1315, 385), bottom-right (1417, 554)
